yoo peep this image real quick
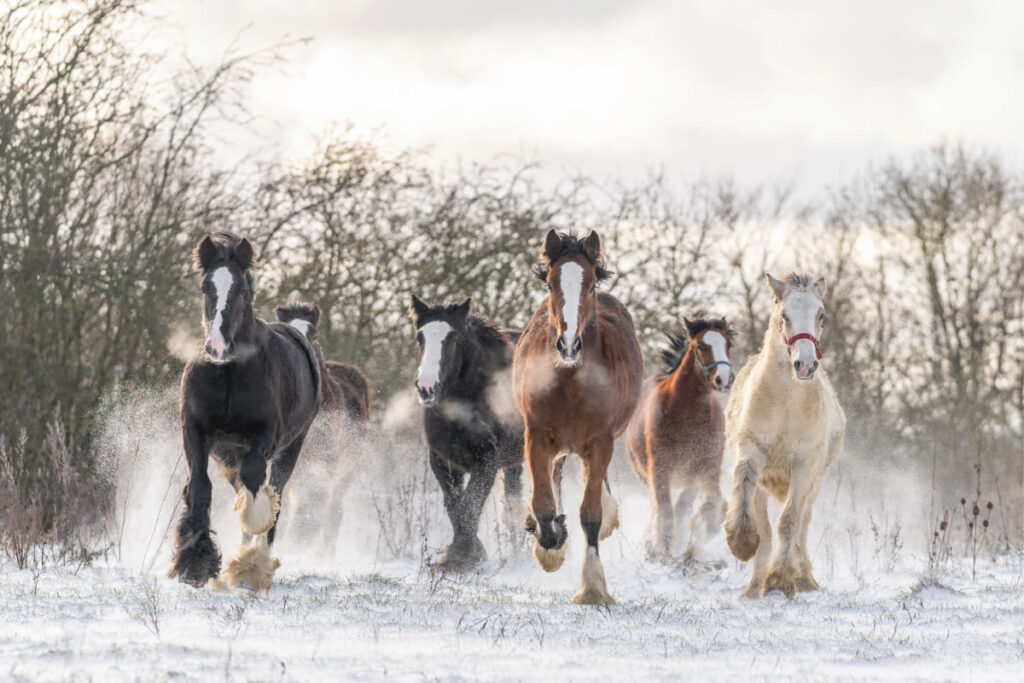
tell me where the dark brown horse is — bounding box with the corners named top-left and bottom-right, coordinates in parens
top-left (275, 304), bottom-right (373, 423)
top-left (171, 233), bottom-right (321, 593)
top-left (627, 317), bottom-right (734, 563)
top-left (513, 230), bottom-right (644, 604)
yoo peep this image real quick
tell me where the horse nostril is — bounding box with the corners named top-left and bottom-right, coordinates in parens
top-left (572, 337), bottom-right (582, 354)
top-left (793, 360), bottom-right (802, 372)
top-left (811, 361), bottom-right (819, 372)
top-left (715, 376), bottom-right (722, 385)
top-left (556, 337), bottom-right (565, 353)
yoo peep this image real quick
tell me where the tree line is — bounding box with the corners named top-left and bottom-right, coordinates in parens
top-left (1, 0), bottom-right (1021, 545)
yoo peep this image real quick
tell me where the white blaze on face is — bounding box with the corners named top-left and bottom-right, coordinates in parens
top-left (703, 330), bottom-right (733, 385)
top-left (288, 319), bottom-right (312, 339)
top-left (206, 267), bottom-right (234, 356)
top-left (559, 262), bottom-right (584, 354)
top-left (782, 291), bottom-right (822, 373)
top-left (416, 321), bottom-right (453, 392)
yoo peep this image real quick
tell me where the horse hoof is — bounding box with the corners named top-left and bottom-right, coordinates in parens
top-left (432, 539), bottom-right (487, 573)
top-left (219, 536), bottom-right (280, 595)
top-left (762, 565), bottom-right (798, 599)
top-left (234, 483), bottom-right (280, 536)
top-left (531, 536), bottom-right (567, 573)
top-left (796, 573), bottom-right (820, 592)
top-left (169, 533), bottom-right (221, 587)
top-left (573, 547), bottom-right (615, 605)
top-left (739, 582), bottom-right (764, 600)
top-left (599, 489), bottom-right (620, 541)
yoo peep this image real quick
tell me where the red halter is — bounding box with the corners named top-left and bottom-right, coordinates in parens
top-left (780, 321), bottom-right (823, 359)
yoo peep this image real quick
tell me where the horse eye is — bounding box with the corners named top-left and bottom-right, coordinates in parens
top-left (589, 284), bottom-right (596, 294)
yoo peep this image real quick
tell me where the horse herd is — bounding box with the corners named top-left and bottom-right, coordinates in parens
top-left (169, 230), bottom-right (846, 604)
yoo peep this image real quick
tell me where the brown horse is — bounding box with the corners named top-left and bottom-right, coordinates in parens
top-left (513, 230), bottom-right (644, 605)
top-left (275, 304), bottom-right (372, 423)
top-left (627, 317), bottom-right (735, 563)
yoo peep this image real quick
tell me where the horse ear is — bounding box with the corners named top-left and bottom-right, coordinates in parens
top-left (765, 273), bottom-right (787, 302)
top-left (683, 317), bottom-right (696, 336)
top-left (192, 235), bottom-right (218, 272)
top-left (274, 305), bottom-right (287, 321)
top-left (542, 229), bottom-right (561, 261)
top-left (813, 276), bottom-right (827, 299)
top-left (409, 294), bottom-right (429, 321)
top-left (310, 305), bottom-right (321, 327)
top-left (233, 237), bottom-right (255, 270)
top-left (453, 298), bottom-right (472, 325)
top-left (582, 230), bottom-right (602, 262)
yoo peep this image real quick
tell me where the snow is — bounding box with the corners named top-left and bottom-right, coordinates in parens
top-left (2, 392), bottom-right (1021, 681)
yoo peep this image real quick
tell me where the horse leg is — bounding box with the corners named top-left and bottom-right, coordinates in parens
top-left (795, 482), bottom-right (822, 591)
top-left (725, 438), bottom-right (766, 562)
top-left (524, 429), bottom-right (568, 572)
top-left (573, 433), bottom-right (616, 605)
top-left (169, 416), bottom-right (221, 586)
top-left (740, 488), bottom-right (772, 599)
top-left (672, 485), bottom-right (698, 561)
top-left (219, 433), bottom-right (302, 595)
top-left (763, 464), bottom-right (811, 599)
top-left (501, 463), bottom-right (526, 546)
top-left (233, 423), bottom-right (279, 537)
top-left (448, 459), bottom-right (498, 569)
top-left (429, 450), bottom-right (468, 571)
top-left (685, 477), bottom-right (725, 565)
top-left (647, 463), bottom-right (674, 560)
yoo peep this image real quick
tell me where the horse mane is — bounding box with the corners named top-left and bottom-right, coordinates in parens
top-left (531, 232), bottom-right (612, 283)
top-left (658, 315), bottom-right (734, 376)
top-left (468, 315), bottom-right (513, 366)
top-left (275, 303), bottom-right (320, 327)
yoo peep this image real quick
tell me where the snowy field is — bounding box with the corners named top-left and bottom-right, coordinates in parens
top-left (1, 390), bottom-right (1021, 681)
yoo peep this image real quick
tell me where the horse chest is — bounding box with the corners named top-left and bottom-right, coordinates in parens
top-left (189, 366), bottom-right (270, 432)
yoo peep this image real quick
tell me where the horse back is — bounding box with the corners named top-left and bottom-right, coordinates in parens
top-left (324, 361), bottom-right (372, 422)
top-left (595, 292), bottom-right (645, 435)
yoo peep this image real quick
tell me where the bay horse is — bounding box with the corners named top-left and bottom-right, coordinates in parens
top-left (725, 273), bottom-right (846, 598)
top-left (275, 304), bottom-right (372, 423)
top-left (409, 295), bottom-right (525, 571)
top-left (513, 230), bottom-right (644, 605)
top-left (626, 317), bottom-right (735, 562)
top-left (170, 232), bottom-right (321, 593)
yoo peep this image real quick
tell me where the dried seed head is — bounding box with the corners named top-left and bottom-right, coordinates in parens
top-left (934, 531), bottom-right (939, 538)
top-left (960, 497), bottom-right (966, 505)
top-left (982, 520), bottom-right (989, 528)
top-left (973, 504), bottom-right (980, 516)
top-left (968, 521), bottom-right (974, 529)
top-left (940, 521), bottom-right (948, 531)
top-left (987, 502), bottom-right (993, 510)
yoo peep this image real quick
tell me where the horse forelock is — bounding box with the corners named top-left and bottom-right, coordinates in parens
top-left (533, 232), bottom-right (612, 282)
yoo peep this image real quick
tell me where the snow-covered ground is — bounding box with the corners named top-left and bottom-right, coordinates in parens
top-left (1, 391), bottom-right (1020, 681)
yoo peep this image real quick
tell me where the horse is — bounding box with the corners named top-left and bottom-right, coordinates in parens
top-left (275, 304), bottom-right (373, 423)
top-left (169, 232), bottom-right (321, 593)
top-left (724, 273), bottom-right (846, 598)
top-left (513, 230), bottom-right (644, 605)
top-left (626, 316), bottom-right (735, 563)
top-left (409, 295), bottom-right (525, 571)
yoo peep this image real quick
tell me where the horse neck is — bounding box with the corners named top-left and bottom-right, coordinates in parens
top-left (758, 313), bottom-right (805, 388)
top-left (445, 332), bottom-right (489, 401)
top-left (670, 344), bottom-right (709, 397)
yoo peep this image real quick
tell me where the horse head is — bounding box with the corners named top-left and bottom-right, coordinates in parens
top-left (767, 272), bottom-right (827, 381)
top-left (534, 230), bottom-right (611, 368)
top-left (192, 232), bottom-right (257, 364)
top-left (685, 316), bottom-right (736, 391)
top-left (409, 294), bottom-right (472, 405)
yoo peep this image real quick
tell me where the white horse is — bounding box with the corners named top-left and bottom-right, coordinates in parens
top-left (724, 273), bottom-right (845, 598)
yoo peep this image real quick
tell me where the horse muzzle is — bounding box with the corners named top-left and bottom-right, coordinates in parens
top-left (417, 382), bottom-right (440, 405)
top-left (204, 338), bottom-right (233, 363)
top-left (793, 359), bottom-right (819, 380)
top-left (555, 335), bottom-right (583, 366)
top-left (714, 371), bottom-right (735, 391)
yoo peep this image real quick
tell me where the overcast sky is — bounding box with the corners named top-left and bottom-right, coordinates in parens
top-left (160, 0), bottom-right (1024, 195)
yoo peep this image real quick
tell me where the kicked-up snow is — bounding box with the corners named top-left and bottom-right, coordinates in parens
top-left (0, 390), bottom-right (1020, 681)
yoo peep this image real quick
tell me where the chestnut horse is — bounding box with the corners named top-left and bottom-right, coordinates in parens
top-left (627, 317), bottom-right (735, 562)
top-left (513, 230), bottom-right (644, 604)
top-left (725, 273), bottom-right (846, 598)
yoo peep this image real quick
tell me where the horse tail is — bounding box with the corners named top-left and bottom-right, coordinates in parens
top-left (725, 457), bottom-right (760, 561)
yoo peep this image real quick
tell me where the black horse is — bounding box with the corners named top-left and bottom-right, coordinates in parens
top-left (410, 295), bottom-right (525, 571)
top-left (170, 232), bottom-right (321, 592)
